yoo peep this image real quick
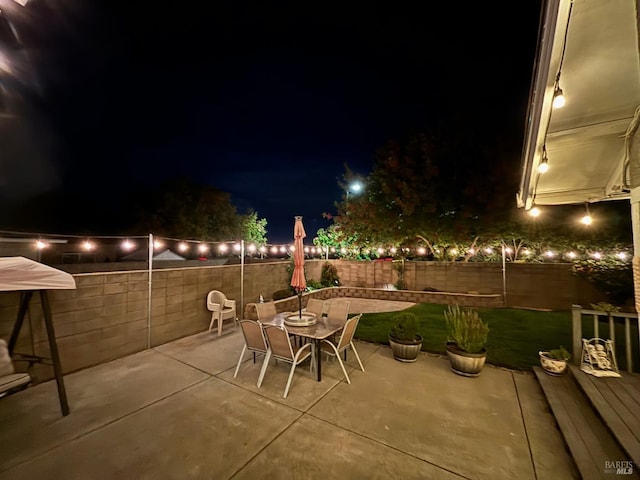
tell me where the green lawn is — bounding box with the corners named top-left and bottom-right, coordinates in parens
top-left (354, 303), bottom-right (639, 372)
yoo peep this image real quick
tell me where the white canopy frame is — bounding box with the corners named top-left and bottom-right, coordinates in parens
top-left (0, 257), bottom-right (76, 416)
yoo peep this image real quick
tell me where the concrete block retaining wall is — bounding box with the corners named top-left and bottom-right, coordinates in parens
top-left (243, 286), bottom-right (503, 320)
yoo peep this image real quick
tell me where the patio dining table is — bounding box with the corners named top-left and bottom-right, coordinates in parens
top-left (260, 312), bottom-right (344, 382)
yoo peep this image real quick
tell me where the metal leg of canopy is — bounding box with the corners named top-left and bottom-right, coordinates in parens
top-left (8, 290), bottom-right (69, 416)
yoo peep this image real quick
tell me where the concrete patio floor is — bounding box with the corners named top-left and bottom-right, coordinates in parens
top-left (0, 325), bottom-right (580, 479)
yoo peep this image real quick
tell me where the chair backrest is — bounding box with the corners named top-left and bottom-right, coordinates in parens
top-left (239, 320), bottom-right (268, 353)
top-left (255, 301), bottom-right (277, 320)
top-left (337, 314), bottom-right (362, 351)
top-left (207, 290), bottom-right (226, 310)
top-left (326, 301), bottom-right (350, 324)
top-left (263, 325), bottom-right (294, 361)
top-left (305, 298), bottom-right (325, 318)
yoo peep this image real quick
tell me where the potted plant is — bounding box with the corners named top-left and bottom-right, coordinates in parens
top-left (539, 346), bottom-right (571, 375)
top-left (388, 312), bottom-right (423, 362)
top-left (444, 304), bottom-right (489, 377)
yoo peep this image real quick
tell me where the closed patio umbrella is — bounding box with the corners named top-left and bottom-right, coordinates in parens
top-left (290, 215), bottom-right (307, 318)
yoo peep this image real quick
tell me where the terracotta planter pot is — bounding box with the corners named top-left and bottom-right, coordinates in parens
top-left (446, 342), bottom-right (486, 377)
top-left (389, 335), bottom-right (423, 363)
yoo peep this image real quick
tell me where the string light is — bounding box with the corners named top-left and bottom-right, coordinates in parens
top-left (121, 239), bottom-right (135, 251)
top-left (552, 85), bottom-right (565, 109)
top-left (580, 203), bottom-right (592, 225)
top-left (538, 146), bottom-right (550, 174)
top-left (2, 229), bottom-right (632, 265)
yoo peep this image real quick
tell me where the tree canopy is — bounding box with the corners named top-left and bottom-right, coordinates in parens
top-left (129, 178), bottom-right (267, 243)
top-left (327, 130), bottom-right (631, 260)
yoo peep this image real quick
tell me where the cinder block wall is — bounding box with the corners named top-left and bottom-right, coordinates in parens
top-left (329, 260), bottom-right (606, 310)
top-left (0, 259), bottom-right (607, 384)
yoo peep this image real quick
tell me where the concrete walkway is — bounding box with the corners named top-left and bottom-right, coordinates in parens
top-left (0, 322), bottom-right (580, 479)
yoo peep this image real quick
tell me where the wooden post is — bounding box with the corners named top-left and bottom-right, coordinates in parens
top-left (571, 304), bottom-right (582, 366)
top-left (40, 290), bottom-right (69, 416)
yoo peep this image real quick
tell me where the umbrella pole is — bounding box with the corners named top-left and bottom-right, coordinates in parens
top-left (298, 291), bottom-right (302, 317)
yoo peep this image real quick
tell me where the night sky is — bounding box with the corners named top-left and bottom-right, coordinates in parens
top-left (0, 1), bottom-right (543, 243)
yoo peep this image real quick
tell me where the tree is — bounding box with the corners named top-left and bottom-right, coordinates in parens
top-left (241, 210), bottom-right (268, 246)
top-left (130, 177), bottom-right (243, 240)
top-left (332, 130), bottom-right (631, 262)
top-left (335, 130), bottom-right (518, 254)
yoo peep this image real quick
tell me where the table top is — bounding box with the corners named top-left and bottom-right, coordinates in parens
top-left (261, 312), bottom-right (344, 340)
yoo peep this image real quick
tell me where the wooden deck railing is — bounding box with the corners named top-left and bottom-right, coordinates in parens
top-left (571, 304), bottom-right (640, 373)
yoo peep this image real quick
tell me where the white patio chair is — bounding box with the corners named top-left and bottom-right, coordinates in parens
top-left (260, 324), bottom-right (314, 398)
top-left (206, 290), bottom-right (238, 336)
top-left (234, 320), bottom-right (270, 386)
top-left (320, 314), bottom-right (365, 384)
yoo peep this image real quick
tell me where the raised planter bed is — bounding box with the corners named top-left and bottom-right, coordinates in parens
top-left (243, 287), bottom-right (503, 319)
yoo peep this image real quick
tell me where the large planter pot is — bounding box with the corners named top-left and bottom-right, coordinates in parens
top-left (538, 351), bottom-right (568, 375)
top-left (446, 342), bottom-right (486, 377)
top-left (389, 335), bottom-right (423, 363)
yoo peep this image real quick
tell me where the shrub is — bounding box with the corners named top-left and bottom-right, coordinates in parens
top-left (444, 304), bottom-right (488, 354)
top-left (389, 312), bottom-right (421, 342)
top-left (573, 258), bottom-right (632, 306)
top-left (321, 262), bottom-right (341, 287)
top-left (548, 345), bottom-right (571, 361)
top-left (306, 279), bottom-right (323, 290)
top-left (394, 261), bottom-right (407, 290)
top-left (590, 302), bottom-right (621, 313)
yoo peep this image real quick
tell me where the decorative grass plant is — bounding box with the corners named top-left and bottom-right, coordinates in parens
top-left (443, 304), bottom-right (489, 354)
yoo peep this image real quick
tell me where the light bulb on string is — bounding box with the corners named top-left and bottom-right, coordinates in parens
top-left (580, 203), bottom-right (592, 226)
top-left (552, 86), bottom-right (565, 108)
top-left (538, 146), bottom-right (549, 173)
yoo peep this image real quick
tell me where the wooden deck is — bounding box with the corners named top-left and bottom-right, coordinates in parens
top-left (535, 365), bottom-right (640, 479)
